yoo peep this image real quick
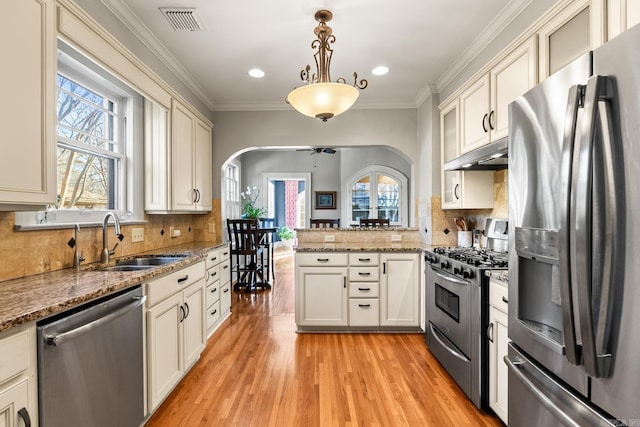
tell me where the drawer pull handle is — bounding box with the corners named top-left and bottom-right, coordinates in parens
top-left (211, 309), bottom-right (217, 315)
top-left (358, 272), bottom-right (371, 276)
top-left (223, 251), bottom-right (229, 256)
top-left (502, 296), bottom-right (508, 304)
top-left (223, 288), bottom-right (229, 293)
top-left (358, 304), bottom-right (371, 308)
top-left (210, 256), bottom-right (217, 261)
top-left (211, 287), bottom-right (217, 293)
top-left (223, 265), bottom-right (229, 269)
top-left (211, 271), bottom-right (217, 276)
top-left (317, 258), bottom-right (329, 262)
top-left (358, 258), bottom-right (371, 262)
top-left (358, 287), bottom-right (371, 291)
top-left (177, 275), bottom-right (189, 283)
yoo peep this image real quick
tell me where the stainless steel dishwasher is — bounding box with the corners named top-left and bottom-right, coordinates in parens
top-left (37, 286), bottom-right (145, 427)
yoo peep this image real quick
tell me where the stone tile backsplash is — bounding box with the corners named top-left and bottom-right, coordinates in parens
top-left (0, 200), bottom-right (222, 283)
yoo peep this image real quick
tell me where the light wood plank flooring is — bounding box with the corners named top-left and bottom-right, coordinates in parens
top-left (146, 249), bottom-right (503, 426)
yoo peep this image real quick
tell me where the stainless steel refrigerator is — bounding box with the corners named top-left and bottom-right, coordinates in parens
top-left (507, 24), bottom-right (640, 426)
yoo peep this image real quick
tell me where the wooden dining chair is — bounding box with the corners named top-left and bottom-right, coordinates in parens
top-left (258, 217), bottom-right (276, 282)
top-left (226, 218), bottom-right (268, 292)
top-left (359, 218), bottom-right (390, 228)
top-left (310, 218), bottom-right (340, 228)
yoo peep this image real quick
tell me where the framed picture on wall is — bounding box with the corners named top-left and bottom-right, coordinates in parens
top-left (315, 191), bottom-right (337, 209)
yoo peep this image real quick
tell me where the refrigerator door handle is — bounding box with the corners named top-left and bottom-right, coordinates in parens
top-left (576, 75), bottom-right (622, 378)
top-left (558, 84), bottom-right (583, 365)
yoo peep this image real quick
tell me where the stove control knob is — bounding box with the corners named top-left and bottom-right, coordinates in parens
top-left (462, 268), bottom-right (473, 279)
top-left (426, 254), bottom-right (438, 264)
top-left (440, 260), bottom-right (450, 269)
top-left (453, 265), bottom-right (462, 276)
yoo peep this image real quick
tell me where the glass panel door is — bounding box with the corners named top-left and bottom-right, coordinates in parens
top-left (376, 174), bottom-right (399, 222)
top-left (351, 176), bottom-right (370, 222)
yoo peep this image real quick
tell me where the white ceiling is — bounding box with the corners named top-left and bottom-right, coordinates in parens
top-left (100, 0), bottom-right (531, 112)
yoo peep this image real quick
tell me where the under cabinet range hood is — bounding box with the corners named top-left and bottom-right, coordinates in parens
top-left (444, 137), bottom-right (508, 171)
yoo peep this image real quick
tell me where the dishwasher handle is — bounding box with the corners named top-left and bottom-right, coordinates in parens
top-left (44, 295), bottom-right (146, 346)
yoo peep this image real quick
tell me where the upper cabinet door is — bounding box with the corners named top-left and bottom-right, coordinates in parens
top-left (0, 0), bottom-right (56, 209)
top-left (459, 74), bottom-right (490, 154)
top-left (490, 36), bottom-right (538, 140)
top-left (194, 119), bottom-right (212, 211)
top-left (171, 100), bottom-right (197, 211)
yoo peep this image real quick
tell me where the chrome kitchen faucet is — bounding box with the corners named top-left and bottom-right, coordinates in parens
top-left (101, 212), bottom-right (124, 264)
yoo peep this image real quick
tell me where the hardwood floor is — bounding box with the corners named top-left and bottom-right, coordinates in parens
top-left (146, 249), bottom-right (503, 426)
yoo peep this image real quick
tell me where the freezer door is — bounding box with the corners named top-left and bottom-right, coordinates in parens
top-left (589, 22), bottom-right (640, 421)
top-left (506, 343), bottom-right (615, 427)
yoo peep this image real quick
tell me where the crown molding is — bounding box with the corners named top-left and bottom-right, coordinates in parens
top-left (211, 98), bottom-right (417, 112)
top-left (100, 0), bottom-right (216, 110)
top-left (436, 0), bottom-right (533, 92)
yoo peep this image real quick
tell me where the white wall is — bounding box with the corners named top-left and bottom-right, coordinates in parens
top-left (211, 109), bottom-right (417, 199)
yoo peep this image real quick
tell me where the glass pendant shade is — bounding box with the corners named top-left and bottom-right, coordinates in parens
top-left (287, 83), bottom-right (359, 121)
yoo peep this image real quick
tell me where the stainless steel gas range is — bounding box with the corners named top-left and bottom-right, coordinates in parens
top-left (424, 218), bottom-right (508, 410)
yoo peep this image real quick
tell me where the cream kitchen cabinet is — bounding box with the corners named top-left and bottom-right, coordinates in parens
top-left (171, 100), bottom-right (212, 212)
top-left (295, 253), bottom-right (348, 328)
top-left (0, 0), bottom-right (56, 210)
top-left (145, 261), bottom-right (206, 411)
top-left (439, 98), bottom-right (494, 210)
top-left (348, 253), bottom-right (380, 327)
top-left (488, 276), bottom-right (509, 424)
top-left (460, 36), bottom-right (537, 153)
top-left (205, 246), bottom-right (231, 337)
top-left (538, 0), bottom-right (591, 80)
top-left (0, 324), bottom-right (38, 427)
top-left (607, 0), bottom-right (640, 40)
top-left (380, 252), bottom-right (420, 327)
top-left (145, 98), bottom-right (212, 213)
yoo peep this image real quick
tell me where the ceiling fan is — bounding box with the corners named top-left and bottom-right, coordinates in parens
top-left (297, 147), bottom-right (337, 155)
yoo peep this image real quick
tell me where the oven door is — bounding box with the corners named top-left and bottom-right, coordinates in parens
top-left (428, 266), bottom-right (471, 357)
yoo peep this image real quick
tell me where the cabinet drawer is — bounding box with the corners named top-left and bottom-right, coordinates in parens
top-left (205, 249), bottom-right (221, 270)
top-left (348, 253), bottom-right (379, 266)
top-left (145, 261), bottom-right (205, 307)
top-left (206, 300), bottom-right (221, 329)
top-left (0, 329), bottom-right (29, 384)
top-left (489, 280), bottom-right (509, 314)
top-left (206, 280), bottom-right (220, 308)
top-left (206, 264), bottom-right (220, 286)
top-left (220, 259), bottom-right (231, 284)
top-left (349, 299), bottom-right (379, 326)
top-left (296, 253), bottom-right (348, 267)
top-left (349, 267), bottom-right (379, 282)
top-left (349, 281), bottom-right (379, 298)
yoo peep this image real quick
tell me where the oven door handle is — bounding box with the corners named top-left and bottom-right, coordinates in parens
top-left (429, 323), bottom-right (468, 362)
top-left (432, 269), bottom-right (468, 286)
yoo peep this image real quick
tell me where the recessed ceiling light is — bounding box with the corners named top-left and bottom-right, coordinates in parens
top-left (372, 66), bottom-right (389, 76)
top-left (248, 68), bottom-right (265, 78)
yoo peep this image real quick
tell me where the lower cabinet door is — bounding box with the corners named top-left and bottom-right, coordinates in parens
top-left (0, 377), bottom-right (32, 427)
top-left (147, 293), bottom-right (183, 411)
top-left (380, 253), bottom-right (420, 326)
top-left (489, 305), bottom-right (509, 423)
top-left (297, 267), bottom-right (347, 326)
top-left (220, 283), bottom-right (231, 316)
top-left (183, 279), bottom-right (206, 369)
top-left (349, 298), bottom-right (379, 326)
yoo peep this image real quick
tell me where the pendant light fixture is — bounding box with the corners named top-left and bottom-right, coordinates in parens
top-left (287, 10), bottom-right (368, 122)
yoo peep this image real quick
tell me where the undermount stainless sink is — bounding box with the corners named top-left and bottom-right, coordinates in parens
top-left (115, 256), bottom-right (186, 266)
top-left (99, 256), bottom-right (186, 272)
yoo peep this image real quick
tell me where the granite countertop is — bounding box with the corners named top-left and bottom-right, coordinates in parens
top-left (0, 241), bottom-right (227, 333)
top-left (294, 242), bottom-right (433, 252)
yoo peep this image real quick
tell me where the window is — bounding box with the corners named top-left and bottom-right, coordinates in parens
top-left (225, 161), bottom-right (241, 219)
top-left (56, 73), bottom-right (125, 210)
top-left (343, 166), bottom-right (408, 227)
top-left (16, 44), bottom-right (143, 228)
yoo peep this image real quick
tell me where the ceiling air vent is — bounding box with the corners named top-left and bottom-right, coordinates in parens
top-left (159, 8), bottom-right (206, 31)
